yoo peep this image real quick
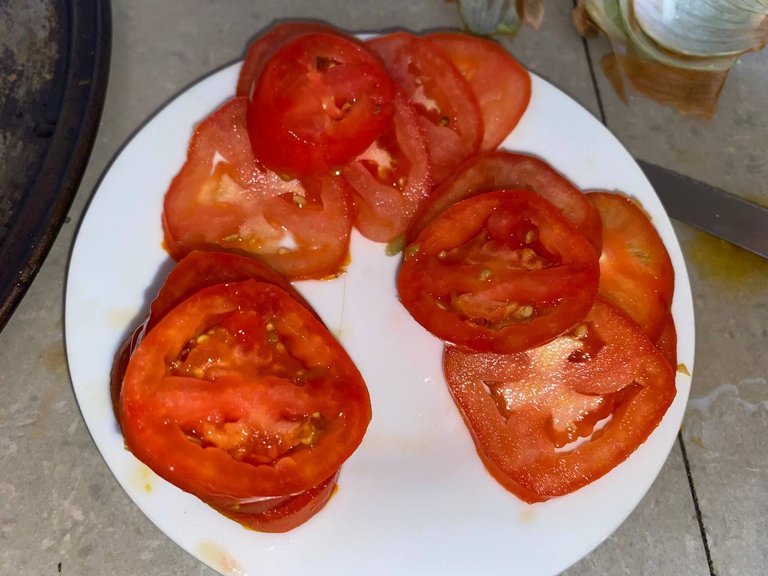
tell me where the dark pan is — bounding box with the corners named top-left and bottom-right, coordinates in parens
top-left (0, 0), bottom-right (111, 331)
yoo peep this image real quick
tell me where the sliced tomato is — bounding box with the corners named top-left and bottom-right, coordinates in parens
top-left (407, 151), bottom-right (602, 251)
top-left (110, 251), bottom-right (319, 417)
top-left (367, 32), bottom-right (483, 184)
top-left (341, 92), bottom-right (432, 242)
top-left (237, 21), bottom-right (342, 98)
top-left (248, 32), bottom-right (396, 178)
top-left (162, 97), bottom-right (353, 280)
top-left (443, 297), bottom-right (676, 503)
top-left (398, 189), bottom-right (599, 353)
top-left (587, 192), bottom-right (674, 341)
top-left (426, 32), bottom-right (531, 151)
top-left (120, 280), bottom-right (371, 507)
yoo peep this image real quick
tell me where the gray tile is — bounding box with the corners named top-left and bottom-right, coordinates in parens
top-left (563, 442), bottom-right (709, 576)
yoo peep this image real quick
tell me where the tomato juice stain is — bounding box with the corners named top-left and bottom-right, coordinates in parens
top-left (519, 507), bottom-right (536, 523)
top-left (197, 541), bottom-right (246, 576)
top-left (128, 463), bottom-right (155, 494)
top-left (687, 230), bottom-right (768, 287)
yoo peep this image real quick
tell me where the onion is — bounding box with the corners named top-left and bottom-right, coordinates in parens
top-left (633, 0), bottom-right (768, 57)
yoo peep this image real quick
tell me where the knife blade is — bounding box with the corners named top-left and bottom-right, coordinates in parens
top-left (638, 160), bottom-right (768, 259)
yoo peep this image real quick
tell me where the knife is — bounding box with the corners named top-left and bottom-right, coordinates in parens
top-left (638, 160), bottom-right (768, 259)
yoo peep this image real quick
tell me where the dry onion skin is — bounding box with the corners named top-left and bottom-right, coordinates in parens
top-left (450, 0), bottom-right (545, 36)
top-left (573, 0), bottom-right (768, 117)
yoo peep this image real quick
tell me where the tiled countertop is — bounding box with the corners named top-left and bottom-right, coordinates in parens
top-left (1, 2), bottom-right (766, 575)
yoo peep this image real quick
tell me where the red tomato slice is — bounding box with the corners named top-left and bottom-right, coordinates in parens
top-left (110, 251), bottom-right (319, 416)
top-left (162, 97), bottom-right (353, 280)
top-left (248, 32), bottom-right (396, 178)
top-left (341, 92), bottom-right (432, 242)
top-left (426, 32), bottom-right (531, 151)
top-left (120, 280), bottom-right (371, 506)
top-left (443, 297), bottom-right (677, 502)
top-left (367, 32), bottom-right (483, 184)
top-left (237, 21), bottom-right (342, 98)
top-left (407, 151), bottom-right (603, 251)
top-left (398, 189), bottom-right (599, 353)
top-left (587, 192), bottom-right (674, 340)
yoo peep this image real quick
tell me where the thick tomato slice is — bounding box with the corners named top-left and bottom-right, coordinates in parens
top-left (110, 251), bottom-right (319, 416)
top-left (426, 32), bottom-right (531, 151)
top-left (398, 189), bottom-right (599, 353)
top-left (367, 32), bottom-right (484, 184)
top-left (120, 280), bottom-right (371, 507)
top-left (248, 32), bottom-right (396, 178)
top-left (587, 192), bottom-right (674, 341)
top-left (162, 97), bottom-right (353, 281)
top-left (236, 21), bottom-right (342, 98)
top-left (407, 151), bottom-right (602, 251)
top-left (443, 297), bottom-right (676, 502)
top-left (341, 92), bottom-right (432, 242)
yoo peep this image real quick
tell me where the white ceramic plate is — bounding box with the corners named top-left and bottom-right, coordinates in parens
top-left (65, 62), bottom-right (694, 576)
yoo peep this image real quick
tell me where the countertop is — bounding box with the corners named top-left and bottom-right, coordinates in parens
top-left (1, 2), bottom-right (767, 575)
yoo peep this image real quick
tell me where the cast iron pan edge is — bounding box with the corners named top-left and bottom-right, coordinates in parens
top-left (0, 0), bottom-right (111, 332)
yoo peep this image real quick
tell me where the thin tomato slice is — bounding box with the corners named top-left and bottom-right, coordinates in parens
top-left (426, 32), bottom-right (531, 151)
top-left (162, 97), bottom-right (353, 281)
top-left (407, 151), bottom-right (602, 251)
top-left (367, 32), bottom-right (483, 184)
top-left (398, 189), bottom-right (599, 353)
top-left (342, 92), bottom-right (432, 242)
top-left (587, 192), bottom-right (674, 340)
top-left (213, 471), bottom-right (339, 533)
top-left (120, 280), bottom-right (371, 506)
top-left (248, 32), bottom-right (396, 177)
top-left (236, 21), bottom-right (341, 98)
top-left (443, 297), bottom-right (676, 503)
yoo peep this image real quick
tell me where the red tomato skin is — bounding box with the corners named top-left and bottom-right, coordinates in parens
top-left (120, 280), bottom-right (371, 504)
top-left (213, 471), bottom-right (339, 533)
top-left (162, 97), bottom-right (353, 281)
top-left (248, 32), bottom-right (396, 178)
top-left (342, 92), bottom-right (433, 242)
top-left (587, 192), bottom-right (674, 341)
top-left (237, 21), bottom-right (342, 98)
top-left (426, 32), bottom-right (531, 151)
top-left (367, 32), bottom-right (484, 184)
top-left (443, 298), bottom-right (676, 502)
top-left (407, 151), bottom-right (603, 252)
top-left (398, 189), bottom-right (600, 354)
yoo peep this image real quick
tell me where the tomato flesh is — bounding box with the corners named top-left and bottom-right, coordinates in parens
top-left (407, 151), bottom-right (602, 251)
top-left (120, 280), bottom-right (371, 506)
top-left (237, 21), bottom-right (342, 98)
top-left (398, 189), bottom-right (599, 353)
top-left (588, 192), bottom-right (674, 340)
top-left (342, 92), bottom-right (432, 242)
top-left (162, 97), bottom-right (353, 280)
top-left (443, 298), bottom-right (676, 502)
top-left (367, 32), bottom-right (484, 184)
top-left (248, 32), bottom-right (396, 178)
top-left (426, 32), bottom-right (531, 151)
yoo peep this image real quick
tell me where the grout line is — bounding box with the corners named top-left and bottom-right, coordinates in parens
top-left (678, 433), bottom-right (718, 576)
top-left (572, 0), bottom-right (607, 125)
top-left (575, 5), bottom-right (716, 574)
